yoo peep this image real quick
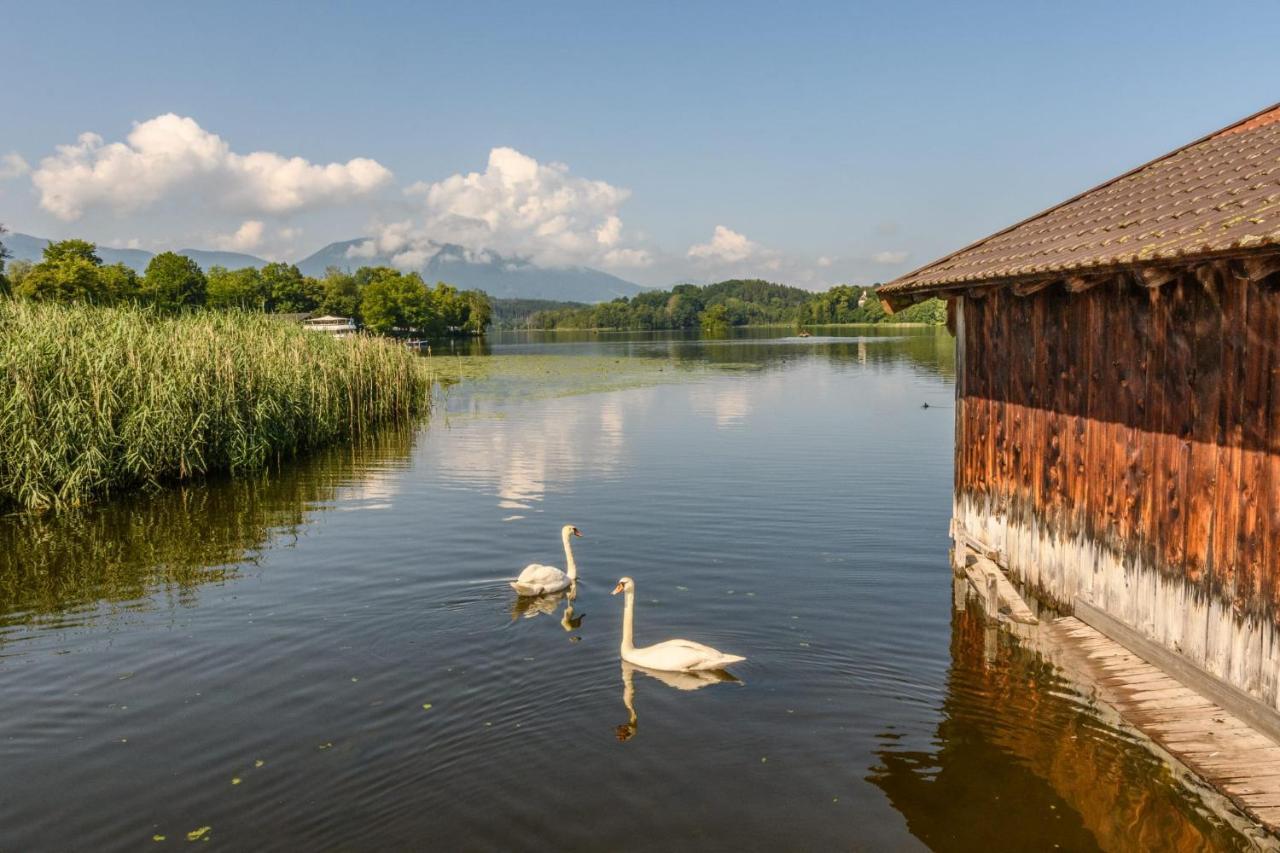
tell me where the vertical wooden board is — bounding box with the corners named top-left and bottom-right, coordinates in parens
top-left (1013, 295), bottom-right (1034, 514)
top-left (990, 291), bottom-right (1008, 510)
top-left (1068, 292), bottom-right (1092, 537)
top-left (1163, 275), bottom-right (1195, 574)
top-left (1142, 285), bottom-right (1170, 574)
top-left (963, 296), bottom-right (982, 499)
top-left (1027, 293), bottom-right (1048, 520)
top-left (1122, 279), bottom-right (1151, 558)
top-left (1238, 284), bottom-right (1269, 615)
top-left (1040, 290), bottom-right (1065, 528)
top-left (968, 296), bottom-right (983, 500)
top-left (1083, 286), bottom-right (1109, 545)
top-left (1060, 289), bottom-right (1083, 534)
top-left (1210, 272), bottom-right (1246, 603)
top-left (1185, 270), bottom-right (1224, 589)
top-left (954, 297), bottom-right (967, 498)
top-left (977, 295), bottom-right (995, 502)
top-left (1262, 280), bottom-right (1280, 624)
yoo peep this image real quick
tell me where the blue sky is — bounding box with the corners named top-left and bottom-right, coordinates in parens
top-left (3, 0), bottom-right (1280, 287)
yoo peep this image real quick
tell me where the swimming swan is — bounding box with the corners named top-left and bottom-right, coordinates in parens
top-left (611, 576), bottom-right (745, 672)
top-left (511, 526), bottom-right (582, 596)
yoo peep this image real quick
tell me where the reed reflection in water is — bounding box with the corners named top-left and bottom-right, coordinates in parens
top-left (0, 424), bottom-right (417, 642)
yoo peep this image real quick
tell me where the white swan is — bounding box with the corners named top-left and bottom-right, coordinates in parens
top-left (510, 525), bottom-right (582, 596)
top-left (611, 576), bottom-right (745, 672)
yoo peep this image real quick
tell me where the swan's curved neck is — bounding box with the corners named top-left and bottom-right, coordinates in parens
top-left (621, 588), bottom-right (635, 652)
top-left (562, 529), bottom-right (578, 580)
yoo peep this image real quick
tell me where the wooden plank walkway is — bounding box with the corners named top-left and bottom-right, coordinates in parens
top-left (966, 555), bottom-right (1038, 624)
top-left (1050, 615), bottom-right (1280, 834)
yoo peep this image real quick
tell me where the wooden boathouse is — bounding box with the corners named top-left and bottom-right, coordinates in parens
top-left (880, 103), bottom-right (1280, 725)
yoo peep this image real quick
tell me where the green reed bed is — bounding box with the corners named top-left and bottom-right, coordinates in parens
top-left (0, 301), bottom-right (431, 510)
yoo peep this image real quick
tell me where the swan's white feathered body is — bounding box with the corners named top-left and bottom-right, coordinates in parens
top-left (612, 576), bottom-right (745, 673)
top-left (623, 639), bottom-right (745, 672)
top-left (510, 525), bottom-right (582, 596)
top-left (510, 563), bottom-right (570, 596)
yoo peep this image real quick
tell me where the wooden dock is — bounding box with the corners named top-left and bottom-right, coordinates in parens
top-left (957, 554), bottom-right (1280, 841)
top-left (1049, 616), bottom-right (1280, 835)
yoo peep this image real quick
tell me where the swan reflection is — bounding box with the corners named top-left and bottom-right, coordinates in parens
top-left (509, 581), bottom-right (583, 634)
top-left (616, 660), bottom-right (739, 742)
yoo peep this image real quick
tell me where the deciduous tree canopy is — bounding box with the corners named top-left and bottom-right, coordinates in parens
top-left (0, 237), bottom-right (493, 338)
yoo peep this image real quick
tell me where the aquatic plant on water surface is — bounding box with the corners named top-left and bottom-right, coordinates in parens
top-left (0, 300), bottom-right (432, 510)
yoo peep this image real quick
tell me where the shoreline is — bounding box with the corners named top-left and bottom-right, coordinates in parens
top-left (493, 321), bottom-right (946, 332)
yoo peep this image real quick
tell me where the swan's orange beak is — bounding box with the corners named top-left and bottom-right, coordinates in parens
top-left (612, 581), bottom-right (625, 595)
top-left (572, 527), bottom-right (584, 537)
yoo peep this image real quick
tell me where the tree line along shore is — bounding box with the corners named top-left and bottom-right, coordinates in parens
top-left (1, 232), bottom-right (492, 337)
top-left (501, 280), bottom-right (946, 330)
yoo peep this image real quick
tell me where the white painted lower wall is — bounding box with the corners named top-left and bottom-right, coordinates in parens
top-left (953, 492), bottom-right (1280, 714)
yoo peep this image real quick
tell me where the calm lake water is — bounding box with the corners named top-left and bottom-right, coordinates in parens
top-left (0, 327), bottom-right (1258, 850)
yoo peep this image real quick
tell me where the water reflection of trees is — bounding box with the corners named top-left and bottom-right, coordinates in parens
top-left (0, 425), bottom-right (417, 628)
top-left (866, 603), bottom-right (1250, 852)
top-left (464, 327), bottom-right (956, 381)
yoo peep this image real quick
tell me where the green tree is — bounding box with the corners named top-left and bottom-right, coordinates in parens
top-left (41, 238), bottom-right (101, 266)
top-left (360, 268), bottom-right (433, 335)
top-left (6, 259), bottom-right (32, 291)
top-left (666, 285), bottom-right (705, 328)
top-left (699, 303), bottom-right (730, 330)
top-left (460, 289), bottom-right (492, 334)
top-left (18, 256), bottom-right (105, 302)
top-left (13, 239), bottom-right (137, 304)
top-left (427, 281), bottom-right (466, 337)
top-left (207, 266), bottom-right (269, 310)
top-left (0, 224), bottom-right (10, 297)
top-left (141, 252), bottom-right (207, 311)
top-left (261, 262), bottom-right (323, 313)
top-left (96, 263), bottom-right (142, 303)
top-left (319, 267), bottom-right (363, 320)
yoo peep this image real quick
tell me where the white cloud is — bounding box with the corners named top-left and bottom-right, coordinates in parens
top-left (360, 147), bottom-right (650, 270)
top-left (32, 114), bottom-right (392, 221)
top-left (0, 152), bottom-right (29, 180)
top-left (213, 220), bottom-right (266, 252)
top-left (872, 250), bottom-right (908, 264)
top-left (688, 225), bottom-right (759, 263)
top-left (678, 224), bottom-right (833, 287)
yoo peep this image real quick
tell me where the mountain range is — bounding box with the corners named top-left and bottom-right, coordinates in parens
top-left (4, 232), bottom-right (644, 303)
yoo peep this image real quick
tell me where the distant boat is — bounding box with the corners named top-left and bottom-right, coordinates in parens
top-left (302, 315), bottom-right (358, 337)
top-left (797, 329), bottom-right (812, 338)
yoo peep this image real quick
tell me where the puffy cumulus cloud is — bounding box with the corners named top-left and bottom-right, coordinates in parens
top-left (687, 225), bottom-right (759, 263)
top-left (31, 114), bottom-right (392, 221)
top-left (0, 152), bottom-right (29, 180)
top-left (357, 147), bottom-right (651, 270)
top-left (212, 220), bottom-right (266, 252)
top-left (872, 250), bottom-right (909, 264)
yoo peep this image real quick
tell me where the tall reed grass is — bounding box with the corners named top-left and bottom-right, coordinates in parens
top-left (0, 300), bottom-right (431, 510)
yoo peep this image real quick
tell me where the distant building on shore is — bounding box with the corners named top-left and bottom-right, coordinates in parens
top-left (880, 103), bottom-right (1280, 723)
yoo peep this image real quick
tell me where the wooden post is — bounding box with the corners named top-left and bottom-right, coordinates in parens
top-left (986, 574), bottom-right (999, 620)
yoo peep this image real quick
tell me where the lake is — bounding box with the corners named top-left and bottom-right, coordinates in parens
top-left (0, 327), bottom-right (1257, 850)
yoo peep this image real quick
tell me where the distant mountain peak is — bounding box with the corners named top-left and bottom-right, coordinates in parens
top-left (4, 231), bottom-right (645, 303)
top-left (296, 237), bottom-right (643, 303)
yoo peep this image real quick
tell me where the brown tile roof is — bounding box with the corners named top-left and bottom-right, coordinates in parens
top-left (881, 103), bottom-right (1280, 299)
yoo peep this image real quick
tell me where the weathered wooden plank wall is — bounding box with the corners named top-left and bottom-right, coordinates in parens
top-left (954, 266), bottom-right (1280, 708)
